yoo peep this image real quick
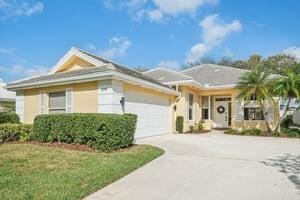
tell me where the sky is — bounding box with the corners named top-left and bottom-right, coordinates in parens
top-left (0, 0), bottom-right (300, 82)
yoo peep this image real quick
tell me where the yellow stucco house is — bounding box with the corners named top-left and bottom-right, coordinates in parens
top-left (6, 47), bottom-right (279, 138)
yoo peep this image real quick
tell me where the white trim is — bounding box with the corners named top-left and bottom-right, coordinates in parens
top-left (16, 91), bottom-right (24, 123)
top-left (48, 47), bottom-right (105, 74)
top-left (66, 88), bottom-right (73, 113)
top-left (7, 71), bottom-right (179, 96)
top-left (162, 80), bottom-right (236, 90)
top-left (39, 90), bottom-right (46, 114)
top-left (186, 92), bottom-right (195, 121)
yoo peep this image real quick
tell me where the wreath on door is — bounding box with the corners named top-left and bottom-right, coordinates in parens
top-left (217, 106), bottom-right (225, 114)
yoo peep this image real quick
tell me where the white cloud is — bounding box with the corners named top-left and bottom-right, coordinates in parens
top-left (84, 37), bottom-right (132, 60)
top-left (282, 46), bottom-right (300, 61)
top-left (0, 64), bottom-right (49, 79)
top-left (103, 0), bottom-right (217, 22)
top-left (0, 46), bottom-right (16, 55)
top-left (157, 60), bottom-right (179, 70)
top-left (152, 0), bottom-right (217, 15)
top-left (101, 37), bottom-right (131, 59)
top-left (0, 0), bottom-right (43, 20)
top-left (186, 14), bottom-right (242, 62)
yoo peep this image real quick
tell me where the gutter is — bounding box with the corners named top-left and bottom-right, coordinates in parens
top-left (6, 71), bottom-right (179, 96)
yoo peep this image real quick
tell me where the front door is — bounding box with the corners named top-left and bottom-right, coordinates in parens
top-left (214, 97), bottom-right (231, 128)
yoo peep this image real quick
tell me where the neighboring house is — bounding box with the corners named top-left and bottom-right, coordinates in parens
top-left (0, 82), bottom-right (16, 112)
top-left (6, 47), bottom-right (280, 138)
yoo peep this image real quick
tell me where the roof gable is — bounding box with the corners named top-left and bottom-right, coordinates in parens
top-left (48, 47), bottom-right (106, 74)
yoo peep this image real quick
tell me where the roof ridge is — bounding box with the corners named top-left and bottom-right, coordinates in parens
top-left (181, 63), bottom-right (249, 73)
top-left (145, 67), bottom-right (193, 79)
top-left (180, 64), bottom-right (206, 72)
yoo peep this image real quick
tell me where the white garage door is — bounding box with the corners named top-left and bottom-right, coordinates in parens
top-left (124, 90), bottom-right (170, 138)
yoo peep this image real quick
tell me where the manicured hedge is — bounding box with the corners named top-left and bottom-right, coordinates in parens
top-left (0, 124), bottom-right (32, 144)
top-left (176, 116), bottom-right (184, 133)
top-left (31, 113), bottom-right (137, 151)
top-left (0, 112), bottom-right (20, 124)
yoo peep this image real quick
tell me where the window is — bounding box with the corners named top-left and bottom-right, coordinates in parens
top-left (244, 107), bottom-right (264, 120)
top-left (49, 91), bottom-right (66, 114)
top-left (201, 96), bottom-right (209, 120)
top-left (188, 93), bottom-right (194, 120)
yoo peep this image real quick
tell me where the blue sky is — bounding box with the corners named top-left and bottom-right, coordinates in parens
top-left (0, 0), bottom-right (300, 82)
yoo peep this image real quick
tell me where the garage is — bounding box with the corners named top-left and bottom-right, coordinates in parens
top-left (124, 90), bottom-right (170, 138)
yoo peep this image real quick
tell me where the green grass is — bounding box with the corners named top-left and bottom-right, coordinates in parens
top-left (0, 143), bottom-right (164, 200)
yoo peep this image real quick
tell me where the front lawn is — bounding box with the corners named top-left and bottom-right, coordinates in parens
top-left (0, 143), bottom-right (164, 200)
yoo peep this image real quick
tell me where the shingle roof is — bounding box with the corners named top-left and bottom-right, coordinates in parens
top-left (143, 68), bottom-right (193, 83)
top-left (7, 48), bottom-right (171, 90)
top-left (76, 48), bottom-right (170, 88)
top-left (181, 64), bottom-right (248, 87)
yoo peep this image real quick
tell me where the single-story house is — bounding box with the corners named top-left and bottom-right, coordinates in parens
top-left (6, 47), bottom-right (280, 138)
top-left (0, 82), bottom-right (16, 112)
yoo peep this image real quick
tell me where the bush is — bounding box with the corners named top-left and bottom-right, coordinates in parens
top-left (197, 120), bottom-right (204, 131)
top-left (224, 128), bottom-right (239, 135)
top-left (189, 125), bottom-right (195, 133)
top-left (176, 116), bottom-right (184, 133)
top-left (0, 112), bottom-right (20, 124)
top-left (224, 128), bottom-right (262, 136)
top-left (241, 128), bottom-right (262, 136)
top-left (0, 124), bottom-right (32, 144)
top-left (280, 116), bottom-right (293, 128)
top-left (31, 113), bottom-right (137, 151)
top-left (281, 128), bottom-right (300, 138)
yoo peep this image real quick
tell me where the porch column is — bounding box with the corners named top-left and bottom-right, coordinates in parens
top-left (208, 95), bottom-right (211, 120)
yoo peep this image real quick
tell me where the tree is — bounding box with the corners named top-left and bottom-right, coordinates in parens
top-left (236, 64), bottom-right (274, 133)
top-left (272, 70), bottom-right (300, 131)
top-left (264, 54), bottom-right (298, 75)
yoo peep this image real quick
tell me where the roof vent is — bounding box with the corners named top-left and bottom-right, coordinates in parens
top-left (204, 83), bottom-right (210, 87)
top-left (214, 69), bottom-right (220, 72)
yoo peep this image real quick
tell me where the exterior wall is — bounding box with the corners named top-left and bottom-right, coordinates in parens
top-left (232, 97), bottom-right (280, 131)
top-left (175, 86), bottom-right (280, 132)
top-left (23, 81), bottom-right (98, 123)
top-left (98, 80), bottom-right (124, 114)
top-left (55, 56), bottom-right (94, 73)
top-left (175, 86), bottom-right (201, 132)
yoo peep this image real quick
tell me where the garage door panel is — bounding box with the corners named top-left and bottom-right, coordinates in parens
top-left (124, 91), bottom-right (170, 138)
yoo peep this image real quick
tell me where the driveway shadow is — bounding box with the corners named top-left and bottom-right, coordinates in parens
top-left (260, 154), bottom-right (300, 191)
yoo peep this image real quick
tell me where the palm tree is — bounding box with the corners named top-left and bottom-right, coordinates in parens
top-left (236, 64), bottom-right (274, 133)
top-left (272, 70), bottom-right (300, 132)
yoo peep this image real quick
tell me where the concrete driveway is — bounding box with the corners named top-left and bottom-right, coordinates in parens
top-left (85, 131), bottom-right (300, 200)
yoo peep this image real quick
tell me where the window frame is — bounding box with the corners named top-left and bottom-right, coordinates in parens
top-left (187, 93), bottom-right (194, 121)
top-left (48, 91), bottom-right (67, 114)
top-left (201, 96), bottom-right (209, 120)
top-left (244, 107), bottom-right (265, 121)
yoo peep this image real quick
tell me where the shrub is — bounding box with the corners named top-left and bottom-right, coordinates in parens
top-left (176, 116), bottom-right (184, 133)
top-left (197, 120), bottom-right (204, 131)
top-left (189, 125), bottom-right (195, 133)
top-left (280, 116), bottom-right (293, 128)
top-left (31, 113), bottom-right (137, 151)
top-left (241, 128), bottom-right (262, 136)
top-left (0, 124), bottom-right (32, 144)
top-left (224, 128), bottom-right (239, 135)
top-left (281, 128), bottom-right (300, 138)
top-left (0, 112), bottom-right (20, 124)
